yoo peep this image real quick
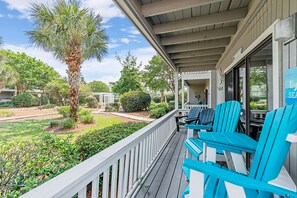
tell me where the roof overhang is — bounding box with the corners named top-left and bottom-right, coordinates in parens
top-left (113, 0), bottom-right (252, 73)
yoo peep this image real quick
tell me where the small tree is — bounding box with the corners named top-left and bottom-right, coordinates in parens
top-left (27, 0), bottom-right (108, 121)
top-left (88, 80), bottom-right (109, 92)
top-left (112, 53), bottom-right (143, 94)
top-left (143, 55), bottom-right (175, 101)
top-left (45, 79), bottom-right (69, 105)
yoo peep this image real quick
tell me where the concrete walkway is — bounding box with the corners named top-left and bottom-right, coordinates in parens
top-left (110, 112), bottom-right (155, 122)
top-left (0, 113), bottom-right (57, 122)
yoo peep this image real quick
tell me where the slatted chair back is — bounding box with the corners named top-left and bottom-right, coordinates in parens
top-left (249, 105), bottom-right (297, 184)
top-left (187, 107), bottom-right (201, 119)
top-left (212, 100), bottom-right (242, 132)
top-left (198, 108), bottom-right (215, 125)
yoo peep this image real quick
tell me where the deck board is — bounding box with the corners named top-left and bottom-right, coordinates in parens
top-left (135, 130), bottom-right (188, 198)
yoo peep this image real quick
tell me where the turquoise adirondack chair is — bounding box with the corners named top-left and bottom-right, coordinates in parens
top-left (184, 100), bottom-right (242, 159)
top-left (197, 108), bottom-right (215, 127)
top-left (182, 104), bottom-right (297, 198)
top-left (175, 107), bottom-right (201, 132)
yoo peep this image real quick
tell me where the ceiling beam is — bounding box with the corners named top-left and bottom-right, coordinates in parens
top-left (179, 65), bottom-right (217, 72)
top-left (161, 26), bottom-right (236, 45)
top-left (167, 38), bottom-right (229, 53)
top-left (142, 0), bottom-right (223, 17)
top-left (153, 7), bottom-right (248, 34)
top-left (170, 48), bottom-right (225, 59)
top-left (177, 60), bottom-right (218, 67)
top-left (174, 55), bottom-right (221, 64)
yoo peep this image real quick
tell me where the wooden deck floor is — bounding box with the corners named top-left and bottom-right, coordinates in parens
top-left (135, 130), bottom-right (188, 198)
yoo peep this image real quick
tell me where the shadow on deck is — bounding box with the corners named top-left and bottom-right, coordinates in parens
top-left (135, 129), bottom-right (187, 198)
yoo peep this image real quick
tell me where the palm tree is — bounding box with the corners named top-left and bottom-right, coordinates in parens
top-left (0, 37), bottom-right (18, 92)
top-left (27, 0), bottom-right (108, 121)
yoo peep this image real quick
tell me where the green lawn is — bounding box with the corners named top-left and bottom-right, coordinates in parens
top-left (0, 114), bottom-right (124, 145)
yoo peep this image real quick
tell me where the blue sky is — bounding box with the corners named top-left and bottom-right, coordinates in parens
top-left (0, 0), bottom-right (156, 84)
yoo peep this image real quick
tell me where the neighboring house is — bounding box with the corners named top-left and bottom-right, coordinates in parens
top-left (0, 87), bottom-right (42, 102)
top-left (92, 92), bottom-right (117, 107)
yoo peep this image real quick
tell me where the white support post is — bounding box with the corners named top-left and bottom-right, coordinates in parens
top-left (272, 30), bottom-right (282, 109)
top-left (175, 72), bottom-right (179, 110)
top-left (182, 78), bottom-right (185, 109)
top-left (189, 170), bottom-right (205, 197)
top-left (230, 152), bottom-right (248, 175)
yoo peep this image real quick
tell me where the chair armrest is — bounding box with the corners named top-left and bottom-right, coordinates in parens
top-left (198, 132), bottom-right (257, 154)
top-left (184, 117), bottom-right (199, 124)
top-left (185, 124), bottom-right (213, 130)
top-left (175, 115), bottom-right (188, 119)
top-left (183, 159), bottom-right (297, 197)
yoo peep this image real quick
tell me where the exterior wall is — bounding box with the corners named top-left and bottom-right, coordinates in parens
top-left (217, 0), bottom-right (297, 182)
top-left (188, 84), bottom-right (205, 104)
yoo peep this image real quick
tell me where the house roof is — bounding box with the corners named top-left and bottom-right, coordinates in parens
top-left (113, 0), bottom-right (251, 72)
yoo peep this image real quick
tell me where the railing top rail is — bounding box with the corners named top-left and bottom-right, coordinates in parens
top-left (21, 110), bottom-right (178, 198)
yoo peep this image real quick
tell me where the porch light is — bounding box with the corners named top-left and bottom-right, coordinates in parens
top-left (275, 13), bottom-right (297, 44)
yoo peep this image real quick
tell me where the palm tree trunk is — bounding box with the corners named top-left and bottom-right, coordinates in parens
top-left (66, 46), bottom-right (82, 122)
top-left (160, 90), bottom-right (165, 102)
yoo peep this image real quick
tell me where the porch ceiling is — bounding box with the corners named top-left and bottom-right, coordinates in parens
top-left (113, 0), bottom-right (251, 72)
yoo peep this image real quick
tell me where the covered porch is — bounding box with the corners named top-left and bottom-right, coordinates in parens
top-left (22, 0), bottom-right (297, 197)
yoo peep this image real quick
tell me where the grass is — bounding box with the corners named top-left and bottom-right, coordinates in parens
top-left (0, 110), bottom-right (14, 117)
top-left (0, 114), bottom-right (124, 145)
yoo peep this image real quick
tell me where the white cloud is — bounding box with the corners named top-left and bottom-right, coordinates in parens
top-left (120, 26), bottom-right (140, 35)
top-left (0, 14), bottom-right (4, 18)
top-left (107, 43), bottom-right (121, 49)
top-left (120, 38), bottom-right (130, 44)
top-left (0, 0), bottom-right (124, 21)
top-left (2, 44), bottom-right (156, 84)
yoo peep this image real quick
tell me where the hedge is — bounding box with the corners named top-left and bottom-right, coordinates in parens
top-left (12, 93), bottom-right (38, 107)
top-left (120, 91), bottom-right (151, 112)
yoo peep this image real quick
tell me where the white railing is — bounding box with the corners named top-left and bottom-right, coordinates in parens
top-left (184, 104), bottom-right (209, 110)
top-left (21, 110), bottom-right (177, 198)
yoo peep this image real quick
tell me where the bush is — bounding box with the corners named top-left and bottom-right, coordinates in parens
top-left (0, 101), bottom-right (14, 107)
top-left (152, 96), bottom-right (161, 103)
top-left (120, 91), bottom-right (151, 112)
top-left (105, 103), bottom-right (120, 112)
top-left (78, 109), bottom-right (91, 117)
top-left (62, 118), bottom-right (75, 129)
top-left (0, 135), bottom-right (80, 197)
top-left (86, 96), bottom-right (98, 108)
top-left (76, 122), bottom-right (148, 159)
top-left (49, 120), bottom-right (60, 128)
top-left (114, 98), bottom-right (119, 103)
top-left (165, 94), bottom-right (174, 102)
top-left (12, 93), bottom-right (38, 107)
top-left (0, 110), bottom-right (14, 117)
top-left (80, 114), bottom-right (94, 124)
top-left (148, 102), bottom-right (171, 118)
top-left (58, 106), bottom-right (70, 118)
top-left (41, 104), bottom-right (56, 109)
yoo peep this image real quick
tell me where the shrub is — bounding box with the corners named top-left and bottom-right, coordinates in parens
top-left (105, 103), bottom-right (120, 112)
top-left (12, 93), bottom-right (38, 107)
top-left (58, 106), bottom-right (70, 118)
top-left (0, 110), bottom-right (14, 117)
top-left (62, 118), bottom-right (75, 129)
top-left (148, 102), bottom-right (171, 118)
top-left (120, 91), bottom-right (151, 112)
top-left (165, 94), bottom-right (174, 102)
top-left (80, 114), bottom-right (94, 124)
top-left (78, 109), bottom-right (91, 117)
top-left (49, 120), bottom-right (60, 128)
top-left (86, 96), bottom-right (98, 108)
top-left (0, 135), bottom-right (80, 197)
top-left (41, 103), bottom-right (56, 109)
top-left (76, 122), bottom-right (148, 159)
top-left (114, 98), bottom-right (119, 103)
top-left (0, 101), bottom-right (14, 107)
top-left (152, 96), bottom-right (161, 103)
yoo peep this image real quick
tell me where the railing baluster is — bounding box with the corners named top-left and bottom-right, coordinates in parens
top-left (142, 138), bottom-right (147, 173)
top-left (129, 147), bottom-right (135, 190)
top-left (78, 186), bottom-right (87, 198)
top-left (110, 162), bottom-right (118, 198)
top-left (92, 176), bottom-right (99, 198)
top-left (133, 144), bottom-right (139, 183)
top-left (102, 168), bottom-right (110, 198)
top-left (117, 157), bottom-right (125, 198)
top-left (123, 152), bottom-right (130, 196)
top-left (138, 141), bottom-right (143, 178)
